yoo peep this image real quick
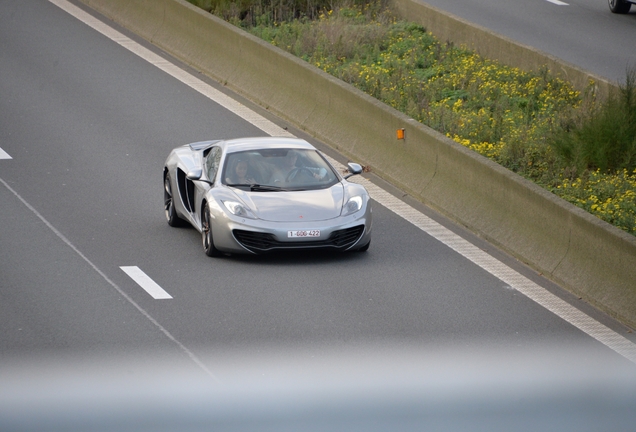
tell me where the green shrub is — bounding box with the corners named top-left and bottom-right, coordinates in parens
top-left (551, 67), bottom-right (636, 176)
top-left (189, 0), bottom-right (391, 25)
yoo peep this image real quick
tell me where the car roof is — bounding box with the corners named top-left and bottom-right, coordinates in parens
top-left (222, 137), bottom-right (315, 153)
top-left (188, 137), bottom-right (315, 153)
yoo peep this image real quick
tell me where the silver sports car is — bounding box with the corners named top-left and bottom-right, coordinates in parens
top-left (163, 137), bottom-right (372, 256)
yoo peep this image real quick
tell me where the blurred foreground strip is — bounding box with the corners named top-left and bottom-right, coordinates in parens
top-left (1, 342), bottom-right (635, 431)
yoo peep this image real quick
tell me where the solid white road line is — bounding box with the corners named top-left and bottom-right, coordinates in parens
top-left (0, 148), bottom-right (12, 159)
top-left (49, 0), bottom-right (636, 364)
top-left (120, 266), bottom-right (173, 299)
top-left (349, 175), bottom-right (636, 364)
top-left (546, 0), bottom-right (569, 5)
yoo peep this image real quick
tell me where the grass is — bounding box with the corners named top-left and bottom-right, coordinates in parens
top-left (187, 0), bottom-right (636, 236)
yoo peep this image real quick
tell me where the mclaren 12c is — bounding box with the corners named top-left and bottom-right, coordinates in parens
top-left (163, 137), bottom-right (372, 256)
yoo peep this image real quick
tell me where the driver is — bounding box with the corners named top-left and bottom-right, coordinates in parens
top-left (270, 150), bottom-right (326, 184)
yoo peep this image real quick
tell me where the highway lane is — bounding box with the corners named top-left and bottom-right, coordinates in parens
top-left (1, 0), bottom-right (635, 377)
top-left (416, 0), bottom-right (636, 84)
top-left (0, 181), bottom-right (196, 362)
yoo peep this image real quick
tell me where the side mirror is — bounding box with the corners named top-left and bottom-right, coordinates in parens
top-left (186, 168), bottom-right (202, 180)
top-left (344, 162), bottom-right (363, 179)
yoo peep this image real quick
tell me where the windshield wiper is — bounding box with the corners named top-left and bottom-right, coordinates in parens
top-left (226, 183), bottom-right (286, 192)
top-left (249, 184), bottom-right (287, 192)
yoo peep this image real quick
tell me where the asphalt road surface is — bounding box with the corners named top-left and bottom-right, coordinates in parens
top-left (417, 0), bottom-right (636, 84)
top-left (1, 0), bottom-right (635, 386)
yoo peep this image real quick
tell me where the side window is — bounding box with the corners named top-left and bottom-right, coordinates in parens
top-left (205, 147), bottom-right (222, 182)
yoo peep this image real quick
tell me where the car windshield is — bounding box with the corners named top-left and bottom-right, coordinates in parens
top-left (222, 148), bottom-right (339, 190)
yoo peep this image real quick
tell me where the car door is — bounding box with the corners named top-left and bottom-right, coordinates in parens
top-left (191, 145), bottom-right (222, 228)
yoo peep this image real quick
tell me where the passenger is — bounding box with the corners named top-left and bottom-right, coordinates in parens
top-left (226, 159), bottom-right (256, 184)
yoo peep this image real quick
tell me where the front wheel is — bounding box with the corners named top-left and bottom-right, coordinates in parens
top-left (164, 173), bottom-right (186, 227)
top-left (609, 0), bottom-right (631, 13)
top-left (202, 206), bottom-right (222, 257)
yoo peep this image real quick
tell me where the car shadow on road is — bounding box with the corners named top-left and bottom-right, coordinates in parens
top-left (226, 248), bottom-right (370, 266)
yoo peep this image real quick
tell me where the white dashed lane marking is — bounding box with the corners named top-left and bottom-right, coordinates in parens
top-left (120, 266), bottom-right (173, 299)
top-left (0, 148), bottom-right (12, 159)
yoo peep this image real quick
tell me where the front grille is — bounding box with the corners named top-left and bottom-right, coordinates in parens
top-left (233, 225), bottom-right (365, 253)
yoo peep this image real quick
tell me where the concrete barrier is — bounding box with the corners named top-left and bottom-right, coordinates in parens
top-left (78, 0), bottom-right (636, 328)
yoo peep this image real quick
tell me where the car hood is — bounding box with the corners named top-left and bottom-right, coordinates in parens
top-left (239, 185), bottom-right (345, 222)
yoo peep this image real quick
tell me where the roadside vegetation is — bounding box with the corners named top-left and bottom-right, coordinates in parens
top-left (187, 0), bottom-right (636, 236)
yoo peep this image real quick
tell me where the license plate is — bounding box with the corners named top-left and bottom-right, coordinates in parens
top-left (288, 229), bottom-right (321, 238)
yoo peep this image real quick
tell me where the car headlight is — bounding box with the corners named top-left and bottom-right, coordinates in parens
top-left (342, 195), bottom-right (363, 216)
top-left (222, 200), bottom-right (256, 219)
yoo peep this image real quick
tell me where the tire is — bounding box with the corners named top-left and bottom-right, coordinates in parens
top-left (202, 206), bottom-right (222, 257)
top-left (609, 0), bottom-right (631, 13)
top-left (164, 173), bottom-right (186, 227)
